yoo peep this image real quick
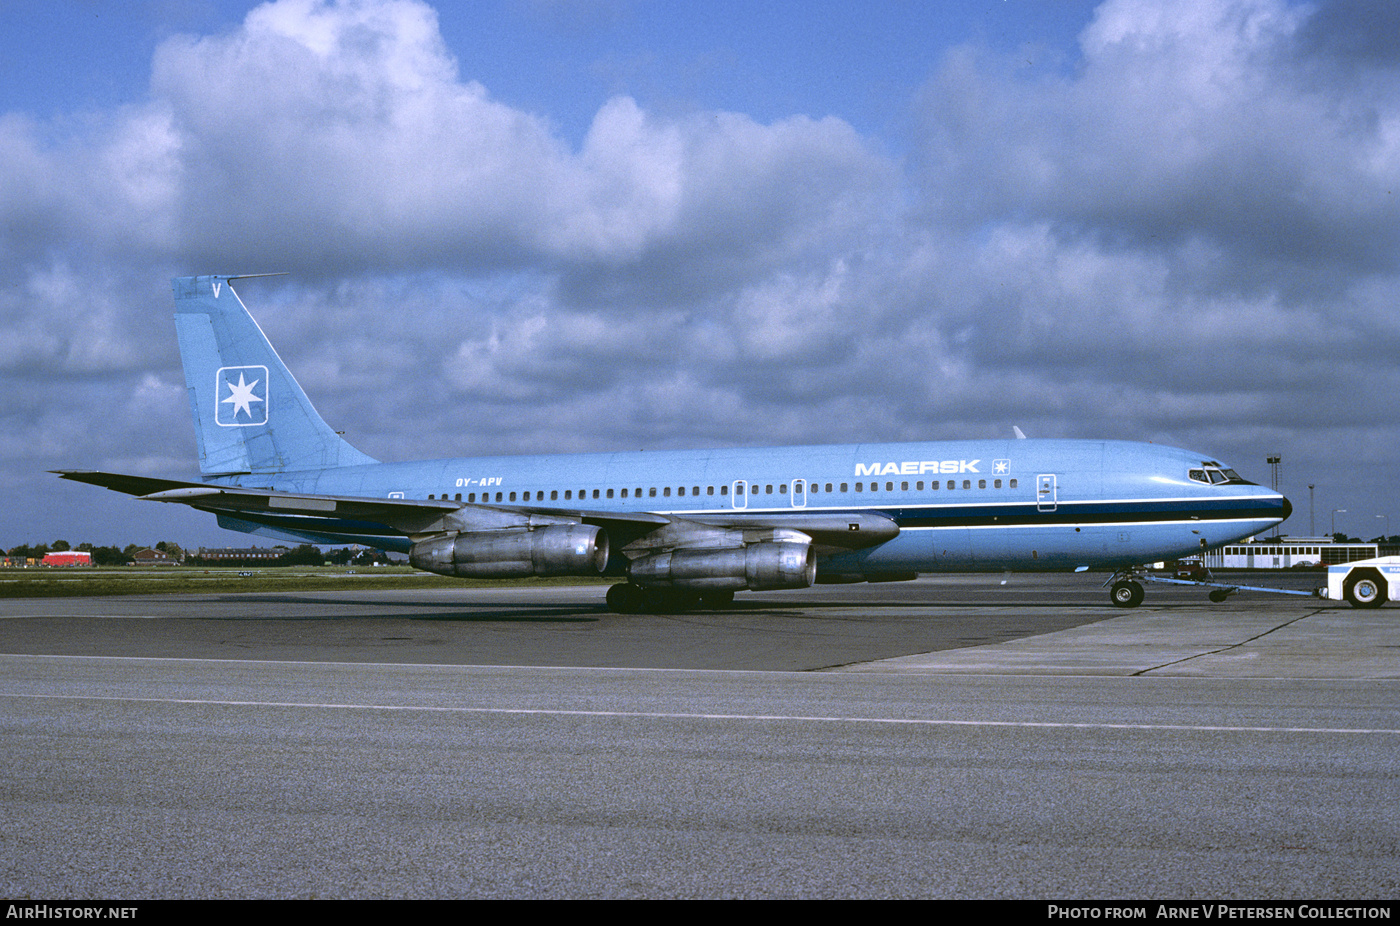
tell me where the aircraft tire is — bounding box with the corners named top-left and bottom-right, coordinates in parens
top-left (1343, 570), bottom-right (1387, 609)
top-left (1110, 579), bottom-right (1144, 608)
top-left (606, 583), bottom-right (646, 614)
top-left (698, 590), bottom-right (735, 609)
top-left (643, 589), bottom-right (701, 613)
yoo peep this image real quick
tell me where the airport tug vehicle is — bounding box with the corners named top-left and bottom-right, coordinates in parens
top-left (1317, 556), bottom-right (1399, 609)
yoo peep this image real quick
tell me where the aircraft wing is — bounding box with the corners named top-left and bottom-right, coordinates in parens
top-left (55, 471), bottom-right (897, 552)
top-left (53, 470), bottom-right (673, 542)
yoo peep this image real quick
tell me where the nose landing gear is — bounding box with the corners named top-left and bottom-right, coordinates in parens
top-left (1108, 577), bottom-right (1145, 608)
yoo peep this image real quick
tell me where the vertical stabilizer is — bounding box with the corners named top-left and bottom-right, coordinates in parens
top-left (173, 275), bottom-right (379, 476)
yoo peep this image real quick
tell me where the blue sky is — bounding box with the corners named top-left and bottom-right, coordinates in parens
top-left (2, 2), bottom-right (1102, 135)
top-left (2, 0), bottom-right (1399, 549)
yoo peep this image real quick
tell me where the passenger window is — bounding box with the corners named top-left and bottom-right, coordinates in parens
top-left (994, 479), bottom-right (1001, 489)
top-left (978, 480), bottom-right (986, 489)
top-left (649, 487), bottom-right (657, 497)
top-left (468, 493), bottom-right (476, 502)
top-left (947, 481), bottom-right (955, 490)
top-left (664, 487), bottom-right (671, 497)
top-left (510, 492), bottom-right (517, 501)
top-left (607, 488), bottom-right (614, 499)
top-left (551, 490), bottom-right (558, 500)
top-left (840, 483), bottom-right (848, 492)
top-left (901, 482), bottom-right (908, 491)
top-left (1009, 478), bottom-right (1018, 489)
top-left (678, 487), bottom-right (685, 496)
top-left (592, 489), bottom-right (600, 499)
top-left (962, 480), bottom-right (971, 489)
top-left (855, 483), bottom-right (863, 492)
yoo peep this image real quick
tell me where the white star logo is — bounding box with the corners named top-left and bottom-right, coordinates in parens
top-left (994, 459), bottom-right (1010, 474)
top-left (221, 372), bottom-right (262, 419)
top-left (215, 366), bottom-right (268, 426)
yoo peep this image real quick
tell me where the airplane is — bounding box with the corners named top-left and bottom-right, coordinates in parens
top-left (58, 274), bottom-right (1292, 612)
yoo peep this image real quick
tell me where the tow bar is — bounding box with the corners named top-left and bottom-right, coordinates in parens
top-left (1103, 569), bottom-right (1323, 605)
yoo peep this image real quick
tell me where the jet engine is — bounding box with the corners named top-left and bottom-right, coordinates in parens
top-left (627, 541), bottom-right (815, 591)
top-left (409, 524), bottom-right (609, 579)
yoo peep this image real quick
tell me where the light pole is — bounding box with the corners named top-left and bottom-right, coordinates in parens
top-left (1266, 456), bottom-right (1281, 538)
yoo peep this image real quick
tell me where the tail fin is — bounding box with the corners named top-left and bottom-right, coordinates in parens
top-left (172, 275), bottom-right (379, 476)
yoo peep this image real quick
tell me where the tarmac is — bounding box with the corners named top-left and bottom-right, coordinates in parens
top-left (842, 604), bottom-right (1400, 678)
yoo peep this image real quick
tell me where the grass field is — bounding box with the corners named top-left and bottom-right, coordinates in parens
top-left (0, 566), bottom-right (611, 598)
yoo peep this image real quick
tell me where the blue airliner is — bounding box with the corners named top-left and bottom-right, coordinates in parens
top-left (59, 275), bottom-right (1291, 611)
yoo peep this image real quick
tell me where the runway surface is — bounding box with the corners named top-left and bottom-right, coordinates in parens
top-left (2, 573), bottom-right (1397, 898)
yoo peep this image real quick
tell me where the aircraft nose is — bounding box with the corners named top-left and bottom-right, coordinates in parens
top-left (1279, 494), bottom-right (1293, 522)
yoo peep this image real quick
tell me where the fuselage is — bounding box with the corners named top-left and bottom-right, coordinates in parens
top-left (215, 437), bottom-right (1290, 574)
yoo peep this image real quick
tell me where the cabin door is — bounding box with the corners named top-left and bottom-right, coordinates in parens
top-left (1037, 474), bottom-right (1058, 512)
top-left (790, 479), bottom-right (807, 508)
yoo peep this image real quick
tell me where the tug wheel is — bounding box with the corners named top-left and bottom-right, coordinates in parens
top-left (1344, 571), bottom-right (1387, 609)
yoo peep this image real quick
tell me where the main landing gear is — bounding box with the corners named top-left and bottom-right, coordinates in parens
top-left (605, 583), bottom-right (736, 614)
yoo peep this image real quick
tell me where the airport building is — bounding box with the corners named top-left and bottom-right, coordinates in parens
top-left (40, 551), bottom-right (92, 567)
top-left (1202, 537), bottom-right (1398, 570)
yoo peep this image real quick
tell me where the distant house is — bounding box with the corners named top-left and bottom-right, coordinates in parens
top-left (41, 551), bottom-right (92, 567)
top-left (133, 548), bottom-right (174, 566)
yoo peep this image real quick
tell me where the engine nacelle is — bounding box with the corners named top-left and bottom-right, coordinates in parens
top-left (628, 541), bottom-right (815, 591)
top-left (409, 524), bottom-right (609, 579)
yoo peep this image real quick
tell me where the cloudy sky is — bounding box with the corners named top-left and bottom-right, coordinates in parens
top-left (2, 0), bottom-right (1398, 550)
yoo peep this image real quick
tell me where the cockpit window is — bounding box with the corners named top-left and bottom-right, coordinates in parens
top-left (1190, 463), bottom-right (1253, 486)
